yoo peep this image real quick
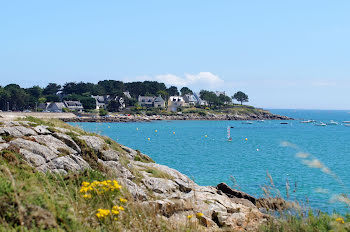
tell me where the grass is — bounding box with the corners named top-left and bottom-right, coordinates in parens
top-left (134, 150), bottom-right (155, 163)
top-left (260, 211), bottom-right (350, 231)
top-left (143, 167), bottom-right (174, 180)
top-left (0, 149), bottom-right (206, 231)
top-left (20, 116), bottom-right (87, 135)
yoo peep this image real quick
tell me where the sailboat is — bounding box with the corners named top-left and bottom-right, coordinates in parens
top-left (227, 126), bottom-right (234, 141)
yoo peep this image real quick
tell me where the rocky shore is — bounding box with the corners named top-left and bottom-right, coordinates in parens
top-left (0, 119), bottom-right (288, 231)
top-left (62, 111), bottom-right (292, 123)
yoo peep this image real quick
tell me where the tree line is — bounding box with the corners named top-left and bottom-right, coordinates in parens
top-left (0, 80), bottom-right (248, 111)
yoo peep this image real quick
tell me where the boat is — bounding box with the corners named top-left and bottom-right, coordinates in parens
top-left (300, 120), bottom-right (314, 123)
top-left (315, 122), bottom-right (327, 126)
top-left (257, 120), bottom-right (265, 123)
top-left (345, 124), bottom-right (350, 127)
top-left (326, 120), bottom-right (338, 125)
top-left (242, 121), bottom-right (253, 124)
top-left (343, 121), bottom-right (350, 123)
top-left (280, 122), bottom-right (288, 124)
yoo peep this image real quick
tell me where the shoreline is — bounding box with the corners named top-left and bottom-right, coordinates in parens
top-left (62, 113), bottom-right (293, 123)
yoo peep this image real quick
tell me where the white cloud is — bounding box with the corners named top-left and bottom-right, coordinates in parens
top-left (155, 72), bottom-right (224, 89)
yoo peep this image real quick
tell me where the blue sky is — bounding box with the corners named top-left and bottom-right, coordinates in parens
top-left (1, 1), bottom-right (350, 109)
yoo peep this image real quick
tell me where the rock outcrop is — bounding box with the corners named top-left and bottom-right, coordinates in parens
top-left (0, 119), bottom-right (269, 231)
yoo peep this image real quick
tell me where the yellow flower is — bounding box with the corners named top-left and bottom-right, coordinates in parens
top-left (112, 209), bottom-right (119, 215)
top-left (187, 215), bottom-right (193, 219)
top-left (118, 206), bottom-right (125, 211)
top-left (119, 198), bottom-right (128, 203)
top-left (82, 181), bottom-right (90, 187)
top-left (96, 209), bottom-right (110, 219)
top-left (196, 212), bottom-right (204, 218)
top-left (83, 194), bottom-right (92, 199)
top-left (336, 217), bottom-right (345, 224)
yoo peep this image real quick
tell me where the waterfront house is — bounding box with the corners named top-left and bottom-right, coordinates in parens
top-left (46, 102), bottom-right (66, 112)
top-left (193, 93), bottom-right (208, 106)
top-left (64, 101), bottom-right (84, 112)
top-left (138, 95), bottom-right (165, 108)
top-left (91, 95), bottom-right (109, 109)
top-left (182, 94), bottom-right (198, 106)
top-left (168, 96), bottom-right (185, 112)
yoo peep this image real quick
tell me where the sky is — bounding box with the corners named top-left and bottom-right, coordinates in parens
top-left (1, 1), bottom-right (350, 110)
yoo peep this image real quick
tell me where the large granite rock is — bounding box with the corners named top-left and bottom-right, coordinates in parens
top-left (10, 138), bottom-right (57, 162)
top-left (33, 125), bottom-right (51, 135)
top-left (37, 155), bottom-right (90, 174)
top-left (32, 135), bottom-right (77, 155)
top-left (78, 135), bottom-right (105, 152)
top-left (52, 133), bottom-right (81, 153)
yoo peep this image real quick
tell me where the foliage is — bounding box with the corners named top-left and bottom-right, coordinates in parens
top-left (167, 86), bottom-right (179, 96)
top-left (180, 87), bottom-right (193, 96)
top-left (232, 91), bottom-right (249, 105)
top-left (99, 108), bottom-right (108, 116)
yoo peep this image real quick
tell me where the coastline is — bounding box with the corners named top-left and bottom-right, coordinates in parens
top-left (62, 112), bottom-right (292, 123)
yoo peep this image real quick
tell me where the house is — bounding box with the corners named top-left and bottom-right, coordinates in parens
top-left (193, 93), bottom-right (208, 106)
top-left (138, 95), bottom-right (165, 108)
top-left (64, 101), bottom-right (84, 112)
top-left (91, 95), bottom-right (110, 109)
top-left (168, 96), bottom-right (185, 112)
top-left (42, 102), bottom-right (66, 112)
top-left (154, 96), bottom-right (165, 108)
top-left (182, 94), bottom-right (198, 106)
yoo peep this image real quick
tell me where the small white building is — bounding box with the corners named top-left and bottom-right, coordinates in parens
top-left (168, 96), bottom-right (185, 112)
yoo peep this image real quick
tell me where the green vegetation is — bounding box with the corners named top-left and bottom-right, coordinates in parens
top-left (143, 167), bottom-right (174, 180)
top-left (261, 211), bottom-right (350, 231)
top-left (0, 140), bottom-right (205, 231)
top-left (134, 150), bottom-right (155, 163)
top-left (232, 91), bottom-right (249, 105)
top-left (0, 79), bottom-right (252, 114)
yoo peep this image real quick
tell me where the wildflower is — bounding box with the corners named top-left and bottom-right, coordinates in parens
top-left (96, 209), bottom-right (110, 219)
top-left (118, 206), bottom-right (125, 211)
top-left (119, 198), bottom-right (128, 203)
top-left (196, 212), bottom-right (204, 218)
top-left (187, 215), bottom-right (193, 219)
top-left (82, 181), bottom-right (90, 187)
top-left (112, 209), bottom-right (120, 215)
top-left (336, 217), bottom-right (345, 224)
top-left (83, 194), bottom-right (92, 199)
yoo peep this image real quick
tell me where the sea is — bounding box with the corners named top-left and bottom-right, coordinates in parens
top-left (70, 109), bottom-right (350, 214)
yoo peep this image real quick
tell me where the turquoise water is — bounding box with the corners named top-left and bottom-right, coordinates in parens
top-left (71, 109), bottom-right (350, 213)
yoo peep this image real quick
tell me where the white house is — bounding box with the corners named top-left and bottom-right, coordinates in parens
top-left (168, 96), bottom-right (185, 112)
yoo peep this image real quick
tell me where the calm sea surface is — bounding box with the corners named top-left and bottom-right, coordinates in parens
top-left (71, 109), bottom-right (350, 213)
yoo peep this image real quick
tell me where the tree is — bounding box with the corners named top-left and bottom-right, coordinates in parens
top-left (80, 97), bottom-right (96, 110)
top-left (232, 91), bottom-right (248, 105)
top-left (167, 86), bottom-right (179, 96)
top-left (219, 94), bottom-right (232, 105)
top-left (157, 90), bottom-right (169, 102)
top-left (180, 87), bottom-right (193, 96)
top-left (199, 90), bottom-right (220, 107)
top-left (107, 100), bottom-right (121, 112)
top-left (43, 83), bottom-right (61, 95)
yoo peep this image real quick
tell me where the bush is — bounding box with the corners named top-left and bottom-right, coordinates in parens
top-left (99, 108), bottom-right (108, 116)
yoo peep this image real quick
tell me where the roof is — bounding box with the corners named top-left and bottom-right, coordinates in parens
top-left (64, 101), bottom-right (83, 108)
